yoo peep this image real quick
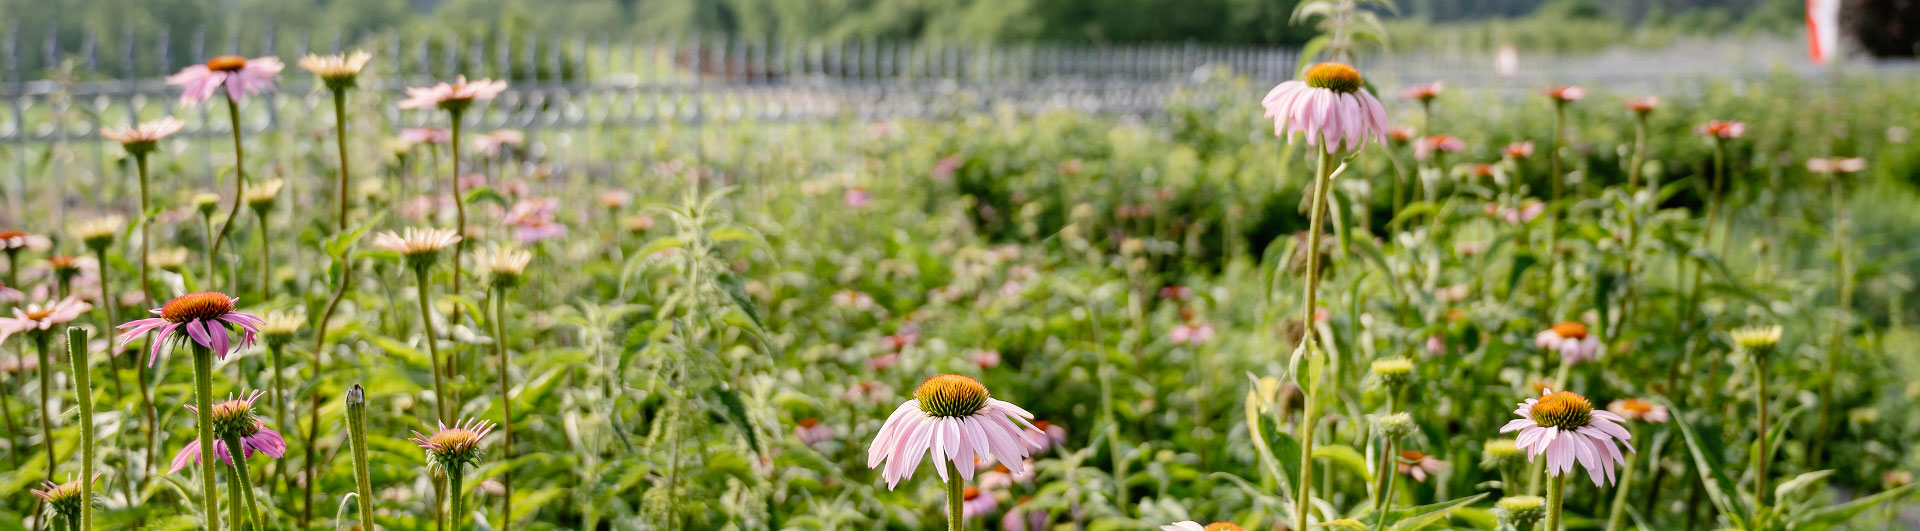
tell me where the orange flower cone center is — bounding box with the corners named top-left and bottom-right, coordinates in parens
top-left (1550, 322), bottom-right (1589, 340)
top-left (1204, 523), bottom-right (1246, 531)
top-left (207, 56), bottom-right (248, 72)
top-left (1532, 391), bottom-right (1594, 430)
top-left (915, 374), bottom-right (989, 417)
top-left (1304, 63), bottom-right (1363, 93)
top-left (162, 292), bottom-right (235, 323)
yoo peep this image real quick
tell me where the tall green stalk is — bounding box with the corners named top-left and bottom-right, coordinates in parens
top-left (1545, 474), bottom-right (1568, 531)
top-left (133, 152), bottom-right (158, 487)
top-left (35, 332), bottom-right (56, 481)
top-left (944, 460), bottom-right (963, 531)
top-left (448, 463), bottom-right (467, 531)
top-left (347, 385), bottom-right (375, 531)
top-left (191, 342), bottom-right (223, 531)
top-left (310, 77), bottom-right (360, 529)
top-left (209, 97), bottom-right (250, 289)
top-left (222, 432), bottom-right (263, 529)
top-left (1753, 353), bottom-right (1771, 531)
top-left (1294, 149), bottom-right (1337, 531)
top-left (1603, 425), bottom-right (1641, 531)
top-left (490, 285), bottom-right (515, 529)
top-left (66, 327), bottom-right (92, 531)
top-left (415, 267), bottom-right (450, 421)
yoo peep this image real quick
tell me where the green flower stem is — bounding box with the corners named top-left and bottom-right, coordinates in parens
top-left (1603, 425), bottom-right (1641, 531)
top-left (134, 151), bottom-right (158, 487)
top-left (1545, 102), bottom-right (1566, 316)
top-left (311, 82), bottom-right (359, 529)
top-left (1545, 473), bottom-right (1568, 531)
top-left (944, 460), bottom-right (963, 531)
top-left (1370, 437), bottom-right (1397, 531)
top-left (332, 89), bottom-right (352, 233)
top-left (448, 464), bottom-right (467, 531)
top-left (1294, 148), bottom-right (1337, 531)
top-left (266, 341), bottom-right (287, 490)
top-left (448, 109), bottom-right (467, 337)
top-left (66, 327), bottom-right (92, 531)
top-left (222, 432), bottom-right (263, 530)
top-left (1617, 113), bottom-right (1649, 341)
top-left (415, 267), bottom-right (450, 421)
top-left (490, 285), bottom-right (515, 529)
top-left (209, 96), bottom-right (250, 289)
top-left (223, 461), bottom-right (248, 530)
top-left (191, 342), bottom-right (223, 531)
top-left (1753, 353), bottom-right (1771, 531)
top-left (256, 211), bottom-right (271, 301)
top-left (346, 385), bottom-right (375, 531)
top-left (35, 332), bottom-right (56, 481)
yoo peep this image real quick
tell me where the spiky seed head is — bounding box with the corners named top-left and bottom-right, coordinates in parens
top-left (31, 476), bottom-right (88, 519)
top-left (1494, 496), bottom-right (1546, 529)
top-left (1530, 391), bottom-right (1594, 430)
top-left (1368, 412), bottom-right (1417, 440)
top-left (914, 374), bottom-right (990, 418)
top-left (192, 192), bottom-right (222, 215)
top-left (161, 292), bottom-right (237, 323)
top-left (1481, 438), bottom-right (1524, 469)
top-left (1303, 63), bottom-right (1364, 94)
top-left (69, 216), bottom-right (125, 251)
top-left (1730, 325), bottom-right (1782, 358)
top-left (259, 311), bottom-right (302, 347)
top-left (1369, 357), bottom-right (1415, 389)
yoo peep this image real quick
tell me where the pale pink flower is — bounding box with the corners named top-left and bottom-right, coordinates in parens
top-left (398, 75), bottom-right (509, 111)
top-left (167, 55), bottom-right (284, 106)
top-left (1261, 62), bottom-right (1390, 154)
top-left (931, 155), bottom-right (961, 181)
top-left (831, 290), bottom-right (876, 311)
top-left (1535, 322), bottom-right (1602, 364)
top-left (843, 380), bottom-right (892, 404)
top-left (868, 353), bottom-right (899, 372)
top-left (1001, 499), bottom-right (1049, 531)
top-left (1626, 96), bottom-right (1659, 115)
top-left (1169, 322), bottom-right (1215, 345)
top-left (1545, 85), bottom-right (1586, 103)
top-left (101, 117), bottom-right (187, 154)
top-left (1697, 121), bottom-right (1747, 140)
top-left (1499, 389), bottom-right (1633, 486)
top-left (1161, 522), bottom-right (1245, 531)
top-left (1487, 201), bottom-right (1546, 224)
top-left (473, 129), bottom-right (525, 157)
top-left (0, 282), bottom-right (20, 303)
top-left (960, 486), bottom-right (998, 519)
top-left (867, 375), bottom-right (1040, 489)
top-left (1387, 126), bottom-right (1417, 145)
top-left (1401, 81), bottom-right (1444, 102)
top-left (972, 350), bottom-right (1002, 369)
top-left (793, 418), bottom-right (834, 448)
top-left (504, 197), bottom-right (568, 244)
top-left (399, 127), bottom-right (451, 145)
top-left (116, 292), bottom-right (264, 366)
top-left (1503, 141), bottom-right (1535, 159)
top-left (1414, 134), bottom-right (1465, 161)
top-left (1805, 157), bottom-right (1867, 174)
top-left (0, 230), bottom-right (51, 252)
top-left (1425, 334), bottom-right (1446, 356)
top-left (844, 188), bottom-right (872, 208)
top-left (1026, 420), bottom-right (1067, 453)
top-left (1397, 450), bottom-right (1448, 482)
top-left (1158, 285), bottom-right (1193, 301)
top-left (0, 297), bottom-right (92, 344)
top-left (1606, 398), bottom-right (1670, 423)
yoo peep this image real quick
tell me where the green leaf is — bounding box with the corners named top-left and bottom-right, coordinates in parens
top-left (325, 212), bottom-right (385, 259)
top-left (464, 187), bottom-right (511, 209)
top-left (1662, 397), bottom-right (1751, 525)
top-left (715, 272), bottom-right (765, 331)
top-left (1311, 444), bottom-right (1370, 481)
top-left (711, 385), bottom-right (762, 455)
top-left (1772, 470), bottom-right (1832, 502)
top-left (1790, 484), bottom-right (1915, 531)
top-left (1388, 492), bottom-right (1487, 530)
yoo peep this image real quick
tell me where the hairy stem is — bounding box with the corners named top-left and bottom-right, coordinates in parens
top-left (67, 328), bottom-right (92, 531)
top-left (347, 385), bottom-right (376, 531)
top-left (416, 267), bottom-right (450, 421)
top-left (192, 343), bottom-right (222, 531)
top-left (1294, 148), bottom-right (1336, 531)
top-left (491, 285), bottom-right (515, 529)
top-left (210, 97), bottom-right (249, 288)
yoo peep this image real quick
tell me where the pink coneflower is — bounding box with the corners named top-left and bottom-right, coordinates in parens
top-left (1398, 450), bottom-right (1448, 482)
top-left (0, 281), bottom-right (20, 303)
top-left (473, 129), bottom-right (525, 157)
top-left (1158, 285), bottom-right (1193, 301)
top-left (979, 459), bottom-right (1037, 489)
top-left (1027, 420), bottom-right (1067, 453)
top-left (831, 290), bottom-right (876, 310)
top-left (1169, 322), bottom-right (1215, 345)
top-left (1544, 86), bottom-right (1586, 103)
top-left (599, 189), bottom-right (633, 210)
top-left (1161, 522), bottom-right (1245, 531)
top-left (972, 350), bottom-right (1002, 369)
top-left (167, 55), bottom-right (284, 106)
top-left (1425, 334), bottom-right (1446, 356)
top-left (1805, 157), bottom-right (1867, 174)
top-left (504, 197), bottom-right (568, 244)
top-left (1606, 398), bottom-right (1670, 423)
top-left (0, 298), bottom-right (91, 344)
top-left (867, 353), bottom-right (899, 372)
top-left (31, 476), bottom-right (88, 520)
top-left (794, 418), bottom-right (834, 448)
top-left (1626, 96), bottom-right (1659, 115)
top-left (399, 127), bottom-right (451, 145)
top-left (1469, 163), bottom-right (1499, 179)
top-left (867, 374), bottom-right (1040, 489)
top-left (1401, 81), bottom-right (1444, 103)
top-left (101, 117), bottom-right (186, 155)
top-left (931, 155), bottom-right (961, 181)
top-left (844, 380), bottom-right (892, 405)
top-left (1387, 126), bottom-right (1417, 146)
top-left (116, 292), bottom-right (263, 366)
top-left (1500, 389), bottom-right (1633, 486)
top-left (1697, 121), bottom-right (1746, 140)
top-left (1486, 201), bottom-right (1546, 224)
top-left (1001, 498), bottom-right (1049, 531)
top-left (398, 76), bottom-right (509, 111)
top-left (1504, 141), bottom-right (1535, 159)
top-left (408, 417), bottom-right (497, 468)
top-left (1414, 134), bottom-right (1465, 161)
top-left (1535, 322), bottom-right (1602, 364)
top-left (1261, 62), bottom-right (1390, 154)
top-left (960, 486), bottom-right (997, 519)
top-left (0, 230), bottom-right (51, 253)
top-left (169, 389), bottom-right (286, 472)
top-left (844, 188), bottom-right (872, 208)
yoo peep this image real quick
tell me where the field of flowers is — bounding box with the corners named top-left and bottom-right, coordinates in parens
top-left (2, 28), bottom-right (1920, 531)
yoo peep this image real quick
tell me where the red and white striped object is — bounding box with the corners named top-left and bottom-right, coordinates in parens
top-left (1807, 0), bottom-right (1842, 64)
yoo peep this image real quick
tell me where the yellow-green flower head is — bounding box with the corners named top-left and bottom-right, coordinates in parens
top-left (31, 476), bottom-right (88, 519)
top-left (69, 215), bottom-right (125, 251)
top-left (193, 192), bottom-right (222, 215)
top-left (1494, 496), bottom-right (1546, 529)
top-left (1370, 357), bottom-right (1414, 389)
top-left (1368, 412), bottom-right (1417, 439)
top-left (1481, 438), bottom-right (1524, 469)
top-left (244, 178), bottom-right (284, 211)
top-left (1730, 325), bottom-right (1782, 358)
top-left (259, 311), bottom-right (302, 347)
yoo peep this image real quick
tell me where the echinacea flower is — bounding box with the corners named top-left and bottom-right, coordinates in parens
top-left (1401, 81), bottom-right (1444, 103)
top-left (1168, 322), bottom-right (1214, 344)
top-left (599, 189), bottom-right (632, 210)
top-left (867, 374), bottom-right (1040, 489)
top-left (1534, 322), bottom-right (1602, 364)
top-left (503, 198), bottom-right (568, 244)
top-left (408, 417), bottom-right (497, 469)
top-left (167, 55), bottom-right (284, 106)
top-left (1503, 141), bottom-right (1535, 159)
top-left (1544, 86), bottom-right (1586, 103)
top-left (1730, 325), bottom-right (1783, 358)
top-left (297, 51), bottom-right (372, 91)
top-left (1486, 201), bottom-right (1546, 225)
top-left (1261, 62), bottom-right (1390, 154)
top-left (1026, 421), bottom-right (1067, 453)
top-left (960, 486), bottom-right (997, 519)
top-left (150, 247), bottom-right (190, 272)
top-left (1414, 134), bottom-right (1465, 161)
top-left (117, 292), bottom-right (262, 365)
top-left (1001, 498), bottom-right (1049, 531)
top-left (0, 230), bottom-right (51, 253)
top-left (399, 127), bottom-right (451, 145)
top-left (258, 311), bottom-right (303, 348)
top-left (1161, 521), bottom-right (1245, 531)
top-left (474, 245), bottom-right (533, 288)
top-left (971, 349), bottom-right (1002, 369)
top-left (398, 76), bottom-right (509, 112)
top-left (1398, 450), bottom-right (1448, 482)
top-left (243, 178), bottom-right (284, 211)
top-left (0, 297), bottom-right (93, 344)
top-left (1499, 389), bottom-right (1633, 486)
top-left (1387, 126), bottom-right (1416, 145)
top-left (101, 117), bottom-right (186, 156)
top-left (372, 228), bottom-right (462, 270)
top-left (1482, 438), bottom-right (1525, 469)
top-left (1494, 496), bottom-right (1546, 530)
top-left (1626, 96), bottom-right (1659, 115)
top-left (1697, 121), bottom-right (1746, 140)
top-left (794, 417), bottom-right (834, 448)
top-left (1606, 398), bottom-right (1669, 423)
top-left (473, 129), bottom-right (525, 157)
top-left (31, 476), bottom-right (89, 520)
top-left (69, 216), bottom-right (125, 251)
top-left (1805, 157), bottom-right (1867, 174)
top-left (170, 389), bottom-right (287, 472)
